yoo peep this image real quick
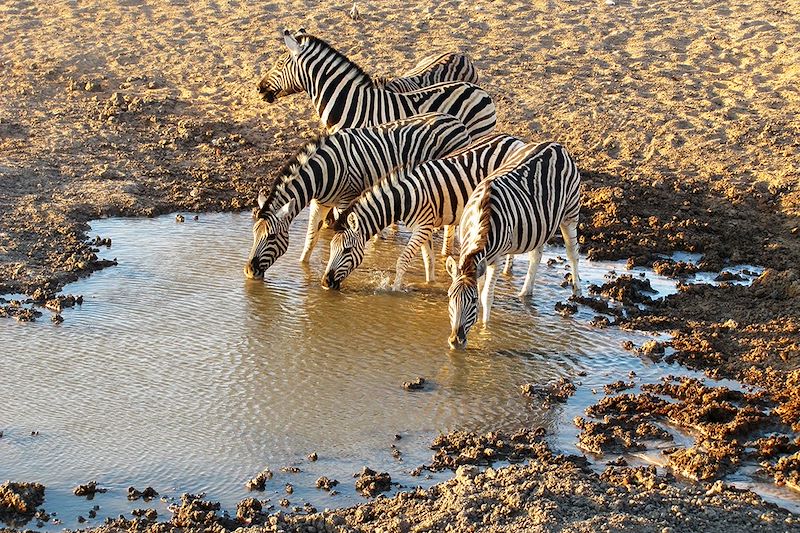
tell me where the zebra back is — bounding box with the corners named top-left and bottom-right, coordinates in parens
top-left (459, 142), bottom-right (581, 272)
top-left (335, 133), bottom-right (526, 239)
top-left (259, 112), bottom-right (472, 218)
top-left (279, 32), bottom-right (496, 137)
top-left (379, 52), bottom-right (478, 92)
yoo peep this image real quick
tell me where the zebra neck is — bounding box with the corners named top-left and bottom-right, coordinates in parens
top-left (271, 181), bottom-right (309, 219)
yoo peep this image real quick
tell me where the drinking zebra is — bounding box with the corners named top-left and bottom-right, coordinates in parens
top-left (259, 29), bottom-right (478, 100)
top-left (322, 134), bottom-right (527, 291)
top-left (446, 142), bottom-right (582, 349)
top-left (243, 112), bottom-right (472, 280)
top-left (257, 29), bottom-right (496, 138)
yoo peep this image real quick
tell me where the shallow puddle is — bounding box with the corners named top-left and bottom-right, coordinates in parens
top-left (0, 212), bottom-right (795, 528)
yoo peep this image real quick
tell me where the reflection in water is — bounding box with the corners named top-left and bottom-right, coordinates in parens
top-left (0, 212), bottom-right (792, 529)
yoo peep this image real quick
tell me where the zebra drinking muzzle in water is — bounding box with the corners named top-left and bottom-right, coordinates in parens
top-left (446, 141), bottom-right (582, 349)
top-left (244, 113), bottom-right (472, 281)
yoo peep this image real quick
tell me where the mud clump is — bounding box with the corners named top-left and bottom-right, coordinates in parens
top-left (554, 301), bottom-right (578, 316)
top-left (520, 377), bottom-right (576, 406)
top-left (169, 492), bottom-right (232, 530)
top-left (73, 480), bottom-right (107, 498)
top-left (402, 376), bottom-right (425, 390)
top-left (652, 259), bottom-right (699, 277)
top-left (245, 468), bottom-right (273, 491)
top-left (355, 467), bottom-right (391, 497)
top-left (589, 274), bottom-right (657, 305)
top-left (422, 427), bottom-right (551, 473)
top-left (0, 481), bottom-right (45, 524)
top-left (315, 476), bottom-right (339, 491)
top-left (236, 497), bottom-right (264, 525)
top-left (603, 380), bottom-right (635, 394)
top-left (127, 486), bottom-right (159, 501)
top-left (130, 508), bottom-right (158, 522)
top-left (666, 442), bottom-right (742, 481)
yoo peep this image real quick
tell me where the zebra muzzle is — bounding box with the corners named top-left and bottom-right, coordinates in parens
top-left (321, 272), bottom-right (340, 290)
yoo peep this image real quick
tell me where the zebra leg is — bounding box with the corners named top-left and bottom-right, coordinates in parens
top-left (300, 200), bottom-right (332, 263)
top-left (480, 263), bottom-right (500, 324)
top-left (502, 254), bottom-right (514, 276)
top-left (441, 225), bottom-right (457, 256)
top-left (518, 245), bottom-right (543, 298)
top-left (421, 237), bottom-right (435, 283)
top-left (392, 226), bottom-right (433, 291)
top-left (560, 218), bottom-right (582, 296)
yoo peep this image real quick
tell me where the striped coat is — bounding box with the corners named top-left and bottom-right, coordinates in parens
top-left (244, 112), bottom-right (472, 280)
top-left (322, 134), bottom-right (526, 290)
top-left (446, 142), bottom-right (582, 349)
top-left (258, 30), bottom-right (495, 138)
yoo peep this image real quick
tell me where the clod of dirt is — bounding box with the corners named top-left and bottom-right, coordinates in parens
top-left (284, 483), bottom-right (293, 494)
top-left (355, 467), bottom-right (392, 497)
top-left (175, 214), bottom-right (185, 223)
top-left (130, 508), bottom-right (158, 522)
top-left (0, 481), bottom-right (45, 519)
top-left (168, 493), bottom-right (232, 529)
top-left (280, 466), bottom-right (301, 473)
top-left (769, 451), bottom-right (800, 491)
top-left (315, 477), bottom-right (339, 491)
top-left (574, 415), bottom-right (672, 455)
top-left (423, 427), bottom-right (550, 473)
top-left (714, 271), bottom-right (747, 282)
top-left (520, 377), bottom-right (576, 406)
top-left (652, 259), bottom-right (700, 277)
top-left (245, 468), bottom-right (273, 491)
top-left (402, 377), bottom-right (425, 390)
top-left (127, 486), bottom-right (158, 501)
top-left (665, 442), bottom-right (742, 481)
top-left (236, 497), bottom-right (263, 525)
top-left (604, 380), bottom-right (635, 394)
top-left (307, 452), bottom-right (318, 462)
top-left (589, 274), bottom-right (657, 305)
top-left (554, 301), bottom-right (578, 316)
top-left (73, 481), bottom-right (107, 498)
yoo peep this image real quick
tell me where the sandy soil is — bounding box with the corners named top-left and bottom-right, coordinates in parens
top-left (2, 0), bottom-right (799, 530)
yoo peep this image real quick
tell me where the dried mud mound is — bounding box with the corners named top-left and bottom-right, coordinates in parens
top-left (0, 481), bottom-right (45, 528)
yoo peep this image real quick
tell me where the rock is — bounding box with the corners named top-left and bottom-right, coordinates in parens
top-left (307, 452), bottom-right (318, 462)
top-left (175, 214), bottom-right (185, 223)
top-left (521, 377), bottom-right (576, 405)
top-left (555, 301), bottom-right (578, 316)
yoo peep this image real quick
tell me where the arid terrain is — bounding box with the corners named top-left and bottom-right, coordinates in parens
top-left (1, 0), bottom-right (798, 530)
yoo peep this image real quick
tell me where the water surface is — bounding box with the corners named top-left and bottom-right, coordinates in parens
top-left (0, 212), bottom-right (794, 528)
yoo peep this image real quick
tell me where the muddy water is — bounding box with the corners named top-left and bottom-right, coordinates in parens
top-left (0, 212), bottom-right (794, 528)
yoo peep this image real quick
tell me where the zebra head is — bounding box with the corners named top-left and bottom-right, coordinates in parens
top-left (445, 255), bottom-right (484, 349)
top-left (244, 194), bottom-right (295, 279)
top-left (321, 213), bottom-right (367, 290)
top-left (257, 28), bottom-right (307, 102)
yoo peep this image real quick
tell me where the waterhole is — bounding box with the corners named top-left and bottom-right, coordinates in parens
top-left (1, 212), bottom-right (795, 528)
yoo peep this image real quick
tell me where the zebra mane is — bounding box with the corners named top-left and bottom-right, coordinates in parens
top-left (258, 134), bottom-right (329, 217)
top-left (332, 163), bottom-right (411, 232)
top-left (459, 178), bottom-right (495, 276)
top-left (297, 34), bottom-right (374, 87)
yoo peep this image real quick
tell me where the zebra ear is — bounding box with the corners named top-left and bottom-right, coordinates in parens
top-left (475, 258), bottom-right (487, 279)
top-left (283, 29), bottom-right (302, 56)
top-left (445, 256), bottom-right (459, 280)
top-left (297, 28), bottom-right (307, 34)
top-left (275, 198), bottom-right (296, 220)
top-left (257, 190), bottom-right (267, 210)
top-left (347, 212), bottom-right (359, 232)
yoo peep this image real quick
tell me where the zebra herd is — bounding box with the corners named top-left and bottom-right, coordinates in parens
top-left (246, 29), bottom-right (582, 349)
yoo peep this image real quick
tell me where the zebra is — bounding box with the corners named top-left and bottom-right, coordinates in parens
top-left (243, 112), bottom-right (472, 280)
top-left (256, 29), bottom-right (496, 138)
top-left (445, 141), bottom-right (582, 349)
top-left (322, 133), bottom-right (527, 291)
top-left (259, 30), bottom-right (478, 102)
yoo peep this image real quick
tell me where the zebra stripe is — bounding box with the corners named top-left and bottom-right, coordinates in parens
top-left (259, 30), bottom-right (495, 138)
top-left (322, 134), bottom-right (526, 290)
top-left (259, 31), bottom-right (477, 102)
top-left (243, 112), bottom-right (472, 280)
top-left (446, 142), bottom-right (582, 349)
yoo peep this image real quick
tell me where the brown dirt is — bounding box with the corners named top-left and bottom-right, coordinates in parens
top-left (0, 482), bottom-right (44, 527)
